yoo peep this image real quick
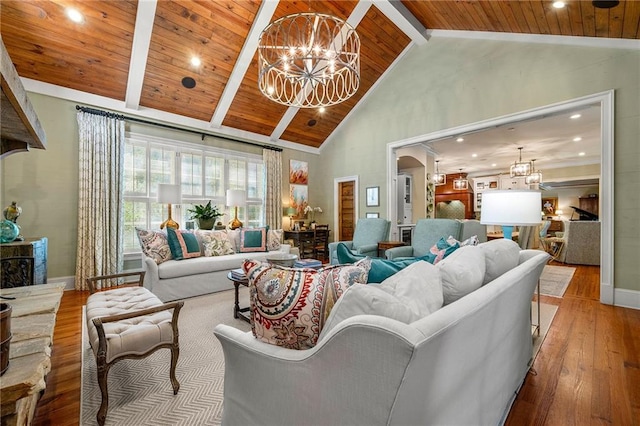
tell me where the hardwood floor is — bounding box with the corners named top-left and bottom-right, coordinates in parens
top-left (32, 262), bottom-right (640, 425)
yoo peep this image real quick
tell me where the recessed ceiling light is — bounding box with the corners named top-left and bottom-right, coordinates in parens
top-left (579, 152), bottom-right (586, 156)
top-left (552, 1), bottom-right (566, 8)
top-left (472, 153), bottom-right (477, 158)
top-left (456, 137), bottom-right (464, 142)
top-left (190, 56), bottom-right (201, 67)
top-left (319, 107), bottom-right (326, 113)
top-left (491, 163), bottom-right (497, 167)
top-left (66, 7), bottom-right (84, 23)
top-left (573, 137), bottom-right (582, 142)
top-left (570, 113), bottom-right (582, 119)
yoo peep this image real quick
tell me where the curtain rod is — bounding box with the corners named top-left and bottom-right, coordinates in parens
top-left (75, 105), bottom-right (283, 152)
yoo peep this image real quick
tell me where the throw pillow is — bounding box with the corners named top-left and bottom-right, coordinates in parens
top-left (135, 228), bottom-right (172, 264)
top-left (437, 245), bottom-right (486, 305)
top-left (243, 257), bottom-right (371, 350)
top-left (318, 284), bottom-right (420, 342)
top-left (479, 238), bottom-right (521, 284)
top-left (378, 260), bottom-right (444, 317)
top-left (429, 237), bottom-right (460, 264)
top-left (240, 227), bottom-right (268, 252)
top-left (447, 234), bottom-right (479, 247)
top-left (197, 230), bottom-right (234, 256)
top-left (267, 229), bottom-right (283, 251)
top-left (166, 228), bottom-right (201, 260)
top-left (226, 229), bottom-right (241, 252)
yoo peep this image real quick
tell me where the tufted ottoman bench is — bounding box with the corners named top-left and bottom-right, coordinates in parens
top-left (85, 272), bottom-right (184, 426)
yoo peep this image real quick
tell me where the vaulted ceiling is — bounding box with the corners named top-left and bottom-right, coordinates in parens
top-left (1, 0), bottom-right (638, 151)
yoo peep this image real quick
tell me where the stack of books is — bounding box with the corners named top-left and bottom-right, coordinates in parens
top-left (230, 268), bottom-right (246, 280)
top-left (294, 258), bottom-right (322, 269)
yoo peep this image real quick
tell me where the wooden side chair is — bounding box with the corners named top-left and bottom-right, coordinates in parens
top-left (313, 226), bottom-right (330, 262)
top-left (85, 271), bottom-right (183, 426)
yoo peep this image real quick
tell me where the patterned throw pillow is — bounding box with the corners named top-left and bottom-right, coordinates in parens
top-left (243, 258), bottom-right (371, 350)
top-left (135, 228), bottom-right (172, 264)
top-left (267, 229), bottom-right (283, 251)
top-left (197, 230), bottom-right (235, 256)
top-left (240, 227), bottom-right (268, 252)
top-left (166, 228), bottom-right (201, 260)
top-left (429, 237), bottom-right (460, 264)
top-left (447, 234), bottom-right (479, 247)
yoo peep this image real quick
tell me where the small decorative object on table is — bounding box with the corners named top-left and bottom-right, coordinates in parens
top-left (0, 220), bottom-right (20, 244)
top-left (187, 201), bottom-right (222, 230)
top-left (2, 202), bottom-right (23, 241)
top-left (304, 205), bottom-right (322, 227)
top-left (266, 253), bottom-right (298, 267)
top-left (294, 258), bottom-right (322, 269)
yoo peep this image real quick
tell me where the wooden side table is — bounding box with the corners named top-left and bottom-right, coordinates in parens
top-left (377, 241), bottom-right (405, 258)
top-left (227, 272), bottom-right (250, 323)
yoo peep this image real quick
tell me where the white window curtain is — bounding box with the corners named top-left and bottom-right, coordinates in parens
top-left (75, 111), bottom-right (125, 290)
top-left (263, 148), bottom-right (282, 229)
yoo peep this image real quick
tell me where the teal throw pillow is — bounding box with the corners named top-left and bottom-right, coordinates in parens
top-left (167, 228), bottom-right (201, 260)
top-left (240, 227), bottom-right (269, 252)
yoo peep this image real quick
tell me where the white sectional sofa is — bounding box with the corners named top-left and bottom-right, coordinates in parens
top-left (214, 239), bottom-right (549, 425)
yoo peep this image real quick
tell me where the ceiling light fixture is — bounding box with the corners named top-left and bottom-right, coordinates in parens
top-left (456, 137), bottom-right (464, 142)
top-left (66, 8), bottom-right (84, 23)
top-left (570, 113), bottom-right (582, 119)
top-left (525, 159), bottom-right (543, 185)
top-left (433, 160), bottom-right (446, 186)
top-left (190, 56), bottom-right (201, 67)
top-left (510, 147), bottom-right (532, 178)
top-left (453, 169), bottom-right (468, 190)
top-left (573, 136), bottom-right (582, 142)
top-left (552, 1), bottom-right (566, 8)
top-left (258, 12), bottom-right (360, 108)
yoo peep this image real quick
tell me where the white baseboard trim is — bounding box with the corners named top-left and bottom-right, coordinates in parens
top-left (614, 288), bottom-right (640, 311)
top-left (48, 276), bottom-right (75, 291)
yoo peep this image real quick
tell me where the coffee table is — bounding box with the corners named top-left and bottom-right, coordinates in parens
top-left (227, 272), bottom-right (250, 323)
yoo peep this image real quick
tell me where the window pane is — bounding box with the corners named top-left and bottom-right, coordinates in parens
top-left (228, 158), bottom-right (246, 190)
top-left (150, 146), bottom-right (176, 195)
top-left (246, 204), bottom-right (263, 228)
top-left (151, 201), bottom-right (166, 229)
top-left (205, 156), bottom-right (224, 198)
top-left (181, 153), bottom-right (203, 197)
top-left (247, 162), bottom-right (264, 199)
top-left (124, 143), bottom-right (147, 195)
top-left (123, 200), bottom-right (147, 251)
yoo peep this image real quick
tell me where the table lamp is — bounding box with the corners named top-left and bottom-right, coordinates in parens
top-left (284, 206), bottom-right (296, 230)
top-left (480, 190), bottom-right (541, 240)
top-left (157, 184), bottom-right (182, 229)
top-left (226, 189), bottom-right (246, 230)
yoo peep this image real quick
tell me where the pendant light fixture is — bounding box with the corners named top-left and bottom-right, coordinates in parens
top-left (525, 159), bottom-right (543, 185)
top-left (433, 160), bottom-right (446, 186)
top-left (453, 169), bottom-right (468, 190)
top-left (510, 147), bottom-right (532, 178)
top-left (257, 11), bottom-right (360, 108)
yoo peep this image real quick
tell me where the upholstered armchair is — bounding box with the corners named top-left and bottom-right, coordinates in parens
top-left (385, 219), bottom-right (462, 260)
top-left (329, 218), bottom-right (390, 264)
top-left (563, 221), bottom-right (600, 265)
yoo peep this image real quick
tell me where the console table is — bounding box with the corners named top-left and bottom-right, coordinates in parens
top-left (0, 282), bottom-right (64, 426)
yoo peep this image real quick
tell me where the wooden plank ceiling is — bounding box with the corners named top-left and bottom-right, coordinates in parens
top-left (1, 1), bottom-right (638, 150)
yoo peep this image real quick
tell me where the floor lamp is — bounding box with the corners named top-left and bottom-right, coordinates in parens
top-left (226, 189), bottom-right (246, 230)
top-left (158, 183), bottom-right (181, 229)
top-left (480, 190), bottom-right (541, 240)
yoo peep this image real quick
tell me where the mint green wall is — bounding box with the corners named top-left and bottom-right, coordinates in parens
top-left (0, 93), bottom-right (321, 280)
top-left (319, 38), bottom-right (639, 292)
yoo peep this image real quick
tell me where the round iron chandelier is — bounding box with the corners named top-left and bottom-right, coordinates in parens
top-left (258, 12), bottom-right (360, 108)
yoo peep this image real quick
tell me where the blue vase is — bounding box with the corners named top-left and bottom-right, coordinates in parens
top-left (0, 220), bottom-right (19, 243)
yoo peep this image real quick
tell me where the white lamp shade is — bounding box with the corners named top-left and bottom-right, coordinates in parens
top-left (480, 190), bottom-right (542, 226)
top-left (157, 184), bottom-right (182, 204)
top-left (226, 189), bottom-right (247, 207)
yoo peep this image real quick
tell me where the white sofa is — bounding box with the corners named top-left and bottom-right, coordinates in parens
top-left (142, 245), bottom-right (292, 302)
top-left (214, 240), bottom-right (549, 425)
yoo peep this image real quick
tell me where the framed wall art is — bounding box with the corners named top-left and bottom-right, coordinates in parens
top-left (366, 212), bottom-right (379, 218)
top-left (289, 160), bottom-right (308, 185)
top-left (366, 186), bottom-right (379, 207)
top-left (289, 184), bottom-right (309, 217)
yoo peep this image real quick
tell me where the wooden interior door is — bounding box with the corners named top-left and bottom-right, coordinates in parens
top-left (338, 181), bottom-right (355, 241)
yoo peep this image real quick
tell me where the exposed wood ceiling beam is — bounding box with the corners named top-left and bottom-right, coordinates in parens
top-left (124, 0), bottom-right (157, 110)
top-left (270, 0), bottom-right (373, 142)
top-left (374, 0), bottom-right (429, 45)
top-left (209, 0), bottom-right (279, 129)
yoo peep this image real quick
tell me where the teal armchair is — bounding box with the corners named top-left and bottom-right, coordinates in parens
top-left (328, 218), bottom-right (390, 264)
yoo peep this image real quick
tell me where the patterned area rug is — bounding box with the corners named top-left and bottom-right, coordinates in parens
top-left (81, 288), bottom-right (251, 426)
top-left (81, 288), bottom-right (559, 425)
top-left (539, 265), bottom-right (576, 298)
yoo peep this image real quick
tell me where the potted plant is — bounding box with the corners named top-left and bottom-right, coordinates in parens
top-left (187, 201), bottom-right (222, 230)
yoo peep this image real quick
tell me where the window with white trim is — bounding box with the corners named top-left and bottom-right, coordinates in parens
top-left (123, 133), bottom-right (265, 253)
